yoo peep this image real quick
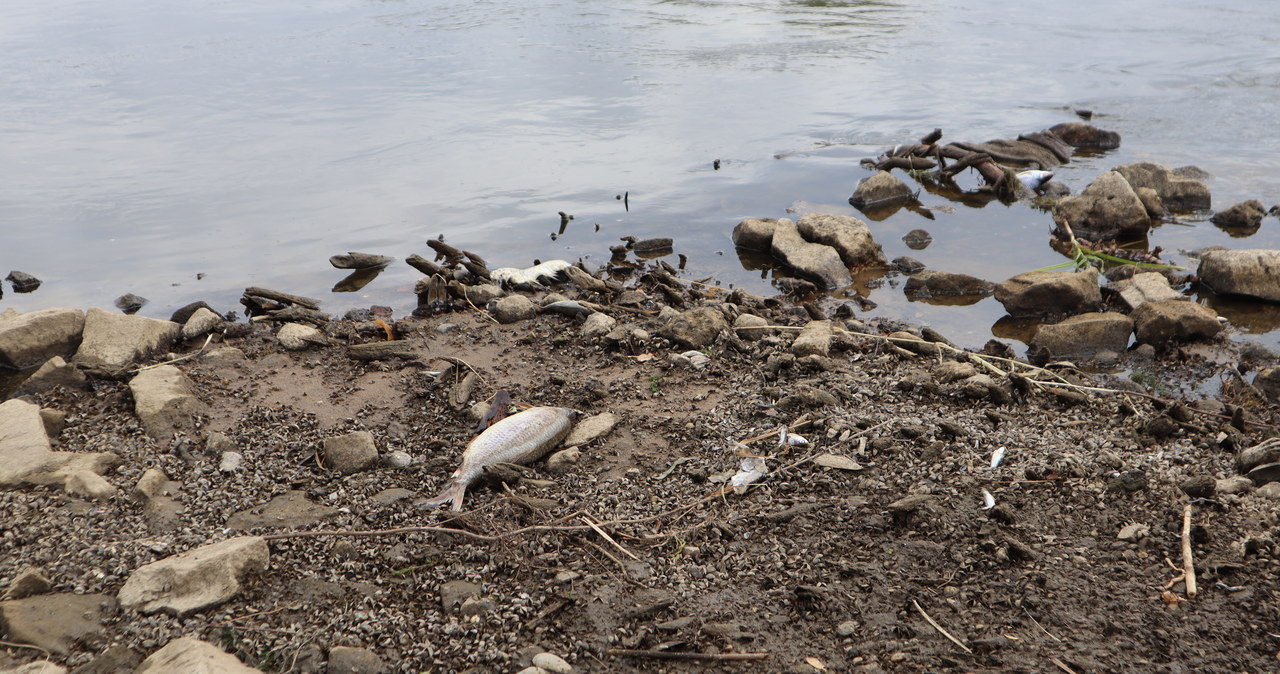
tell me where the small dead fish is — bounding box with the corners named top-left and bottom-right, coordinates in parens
top-left (1016, 170), bottom-right (1054, 191)
top-left (778, 427), bottom-right (809, 448)
top-left (540, 300), bottom-right (595, 318)
top-left (425, 406), bottom-right (578, 511)
top-left (982, 490), bottom-right (996, 510)
top-left (730, 456), bottom-right (768, 494)
top-left (989, 446), bottom-right (1007, 470)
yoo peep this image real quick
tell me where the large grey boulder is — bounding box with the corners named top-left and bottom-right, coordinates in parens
top-left (0, 308), bottom-right (85, 370)
top-left (795, 213), bottom-right (887, 267)
top-left (770, 219), bottom-right (852, 290)
top-left (849, 171), bottom-right (913, 209)
top-left (1053, 171), bottom-right (1150, 240)
top-left (0, 592), bottom-right (113, 656)
top-left (1113, 161), bottom-right (1211, 212)
top-left (731, 218), bottom-right (780, 252)
top-left (0, 399), bottom-right (118, 488)
top-left (136, 636), bottom-right (260, 673)
top-left (658, 307), bottom-right (728, 349)
top-left (994, 269), bottom-right (1102, 317)
top-left (1131, 300), bottom-right (1223, 346)
top-left (118, 536), bottom-right (269, 617)
top-left (1198, 249), bottom-right (1280, 302)
top-left (1105, 272), bottom-right (1185, 312)
top-left (128, 365), bottom-right (209, 440)
top-left (73, 308), bottom-right (179, 369)
top-left (1029, 312), bottom-right (1134, 361)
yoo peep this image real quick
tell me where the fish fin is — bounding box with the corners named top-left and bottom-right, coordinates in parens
top-left (423, 481), bottom-right (467, 511)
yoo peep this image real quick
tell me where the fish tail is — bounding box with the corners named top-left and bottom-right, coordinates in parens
top-left (423, 480), bottom-right (468, 511)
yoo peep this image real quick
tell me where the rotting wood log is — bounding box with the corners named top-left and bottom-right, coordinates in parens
top-left (426, 239), bottom-right (464, 263)
top-left (347, 340), bottom-right (418, 362)
top-left (406, 254), bottom-right (447, 277)
top-left (241, 287), bottom-right (321, 310)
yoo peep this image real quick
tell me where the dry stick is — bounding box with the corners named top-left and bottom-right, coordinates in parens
top-left (1050, 656), bottom-right (1080, 674)
top-left (912, 599), bottom-right (973, 654)
top-left (583, 515), bottom-right (641, 562)
top-left (605, 649), bottom-right (769, 662)
top-left (1182, 503), bottom-right (1198, 599)
top-left (1024, 609), bottom-right (1062, 642)
top-left (131, 332), bottom-right (216, 373)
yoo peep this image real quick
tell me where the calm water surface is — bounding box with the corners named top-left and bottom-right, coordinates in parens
top-left (3, 0), bottom-right (1279, 350)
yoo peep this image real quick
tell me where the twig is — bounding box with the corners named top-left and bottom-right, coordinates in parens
top-left (583, 515), bottom-right (641, 562)
top-left (131, 332), bottom-right (216, 372)
top-left (1182, 503), bottom-right (1197, 599)
top-left (1024, 609), bottom-right (1062, 642)
top-left (605, 649), bottom-right (769, 662)
top-left (434, 356), bottom-right (488, 386)
top-left (0, 640), bottom-right (52, 658)
top-left (912, 599), bottom-right (972, 654)
top-left (1050, 656), bottom-right (1079, 674)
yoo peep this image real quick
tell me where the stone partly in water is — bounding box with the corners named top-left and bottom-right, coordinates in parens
top-left (1130, 299), bottom-right (1223, 346)
top-left (794, 213), bottom-right (887, 267)
top-left (1210, 200), bottom-right (1266, 233)
top-left (769, 219), bottom-right (852, 290)
top-left (1046, 122), bottom-right (1121, 150)
top-left (848, 171), bottom-right (914, 210)
top-left (114, 293), bottom-right (149, 315)
top-left (5, 270), bottom-right (43, 293)
top-left (74, 308), bottom-right (180, 369)
top-left (1105, 272), bottom-right (1185, 312)
top-left (1113, 161), bottom-right (1211, 212)
top-left (730, 218), bottom-right (780, 252)
top-left (994, 268), bottom-right (1102, 317)
top-left (1052, 171), bottom-right (1150, 241)
top-left (1197, 249), bottom-right (1280, 303)
top-left (903, 271), bottom-right (995, 304)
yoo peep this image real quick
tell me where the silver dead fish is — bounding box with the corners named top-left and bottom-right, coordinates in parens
top-left (424, 406), bottom-right (578, 511)
top-left (1016, 169), bottom-right (1054, 192)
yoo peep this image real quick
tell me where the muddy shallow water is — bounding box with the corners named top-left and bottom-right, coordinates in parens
top-left (3, 0), bottom-right (1280, 350)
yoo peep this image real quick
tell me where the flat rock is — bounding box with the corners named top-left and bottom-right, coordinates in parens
top-left (770, 219), bottom-right (852, 290)
top-left (813, 454), bottom-right (863, 471)
top-left (1046, 122), bottom-right (1121, 150)
top-left (0, 308), bottom-right (85, 370)
top-left (135, 636), bottom-right (259, 673)
top-left (14, 356), bottom-right (89, 395)
top-left (4, 568), bottom-right (52, 600)
top-left (180, 307), bottom-right (225, 340)
top-left (564, 412), bottom-right (618, 446)
top-left (0, 592), bottom-right (113, 655)
top-left (118, 536), bottom-right (269, 617)
top-left (1053, 171), bottom-right (1150, 240)
top-left (1130, 299), bottom-right (1222, 345)
top-left (579, 313), bottom-right (616, 340)
top-left (659, 307), bottom-right (728, 348)
top-left (73, 308), bottom-right (179, 369)
top-left (1197, 249), bottom-right (1280, 302)
top-left (128, 365), bottom-right (209, 440)
top-left (439, 579), bottom-right (482, 610)
top-left (795, 213), bottom-right (887, 267)
top-left (0, 399), bottom-right (118, 488)
top-left (733, 313), bottom-right (769, 340)
top-left (994, 268), bottom-right (1101, 317)
top-left (1029, 312), bottom-right (1134, 362)
top-left (4, 663), bottom-right (68, 674)
top-left (1113, 161), bottom-right (1211, 212)
top-left (277, 322), bottom-right (326, 350)
top-left (903, 271), bottom-right (994, 299)
top-left (323, 431), bottom-right (380, 474)
top-left (731, 218), bottom-right (780, 252)
top-left (791, 320), bottom-right (834, 358)
top-left (227, 490), bottom-right (340, 530)
top-left (327, 646), bottom-right (386, 674)
top-left (63, 470), bottom-right (117, 501)
top-left (491, 295), bottom-right (538, 324)
top-left (1106, 272), bottom-right (1184, 312)
top-left (849, 171), bottom-right (913, 209)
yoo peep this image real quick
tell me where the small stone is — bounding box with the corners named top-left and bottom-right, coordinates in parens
top-left (133, 468), bottom-right (171, 500)
top-left (544, 448), bottom-right (581, 474)
top-left (277, 323), bottom-right (326, 350)
top-left (554, 570), bottom-right (581, 584)
top-left (135, 637), bottom-right (258, 673)
top-left (460, 596), bottom-right (496, 617)
top-left (835, 620), bottom-right (858, 637)
top-left (1215, 476), bottom-right (1254, 495)
top-left (1117, 523), bottom-right (1149, 541)
top-left (813, 454), bottom-right (863, 471)
top-left (322, 431), bottom-right (380, 475)
top-left (490, 295), bottom-right (538, 324)
top-left (580, 313), bottom-right (616, 340)
top-left (383, 450), bottom-right (412, 469)
top-left (563, 412), bottom-right (618, 447)
top-left (63, 470), bottom-right (117, 501)
top-left (439, 580), bottom-right (482, 610)
top-left (326, 646), bottom-right (386, 674)
top-left (6, 270), bottom-right (42, 292)
top-left (39, 408), bottom-right (67, 438)
top-left (4, 568), bottom-right (53, 600)
top-left (219, 451), bottom-right (243, 473)
top-left (1179, 476), bottom-right (1216, 498)
top-left (531, 652), bottom-right (574, 673)
top-left (1256, 482), bottom-right (1280, 500)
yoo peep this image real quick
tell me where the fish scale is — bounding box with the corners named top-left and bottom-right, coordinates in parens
top-left (425, 406), bottom-right (577, 511)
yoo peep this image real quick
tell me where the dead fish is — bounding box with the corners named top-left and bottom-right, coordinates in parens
top-left (1016, 170), bottom-right (1054, 192)
top-left (989, 446), bottom-right (1007, 470)
top-left (982, 490), bottom-right (996, 510)
top-left (476, 390), bottom-right (514, 432)
top-left (540, 300), bottom-right (596, 318)
top-left (490, 260), bottom-right (572, 289)
top-left (778, 427), bottom-right (809, 448)
top-left (424, 406), bottom-right (578, 511)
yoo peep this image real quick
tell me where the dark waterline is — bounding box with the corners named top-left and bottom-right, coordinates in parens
top-left (3, 0), bottom-right (1279, 351)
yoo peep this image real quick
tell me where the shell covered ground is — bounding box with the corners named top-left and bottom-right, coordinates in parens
top-left (3, 294), bottom-right (1280, 673)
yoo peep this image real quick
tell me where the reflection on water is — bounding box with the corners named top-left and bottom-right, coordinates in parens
top-left (2, 0), bottom-right (1279, 353)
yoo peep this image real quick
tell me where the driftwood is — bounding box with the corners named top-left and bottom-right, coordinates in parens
top-left (248, 306), bottom-right (330, 326)
top-left (406, 254), bottom-right (447, 277)
top-left (328, 252), bottom-right (394, 270)
top-left (426, 239), bottom-right (463, 263)
top-left (242, 287), bottom-right (321, 310)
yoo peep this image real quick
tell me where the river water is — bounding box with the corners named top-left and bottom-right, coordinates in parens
top-left (3, 0), bottom-right (1279, 350)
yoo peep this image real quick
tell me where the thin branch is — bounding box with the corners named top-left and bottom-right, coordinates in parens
top-left (605, 649), bottom-right (769, 662)
top-left (583, 515), bottom-right (641, 562)
top-left (912, 599), bottom-right (973, 654)
top-left (1182, 503), bottom-right (1197, 599)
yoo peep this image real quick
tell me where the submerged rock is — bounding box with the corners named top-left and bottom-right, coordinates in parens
top-left (5, 270), bottom-right (42, 293)
top-left (1197, 249), bottom-right (1280, 302)
top-left (1053, 171), bottom-right (1150, 241)
top-left (994, 269), bottom-right (1102, 317)
top-left (903, 271), bottom-right (995, 299)
top-left (114, 293), bottom-right (148, 315)
top-left (1046, 122), bottom-right (1121, 150)
top-left (1210, 200), bottom-right (1266, 232)
top-left (849, 171), bottom-right (913, 210)
top-left (1113, 161), bottom-right (1211, 212)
